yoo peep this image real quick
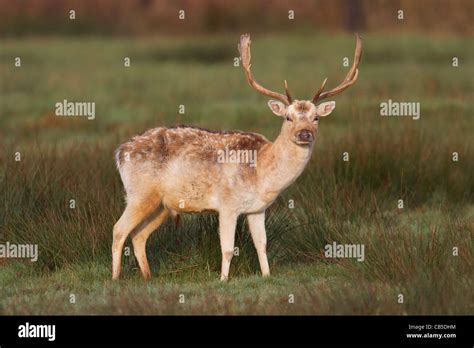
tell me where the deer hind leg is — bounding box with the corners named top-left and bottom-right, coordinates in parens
top-left (131, 207), bottom-right (169, 280)
top-left (112, 195), bottom-right (162, 280)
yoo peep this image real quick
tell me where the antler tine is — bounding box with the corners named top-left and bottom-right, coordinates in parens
top-left (312, 77), bottom-right (327, 103)
top-left (313, 33), bottom-right (362, 103)
top-left (239, 34), bottom-right (290, 105)
top-left (284, 80), bottom-right (293, 104)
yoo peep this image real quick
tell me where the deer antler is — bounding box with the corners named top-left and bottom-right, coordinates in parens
top-left (312, 34), bottom-right (362, 103)
top-left (239, 34), bottom-right (292, 105)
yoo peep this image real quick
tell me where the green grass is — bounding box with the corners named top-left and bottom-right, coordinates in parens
top-left (0, 33), bottom-right (473, 314)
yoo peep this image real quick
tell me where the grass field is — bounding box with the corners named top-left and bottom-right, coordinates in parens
top-left (0, 33), bottom-right (473, 314)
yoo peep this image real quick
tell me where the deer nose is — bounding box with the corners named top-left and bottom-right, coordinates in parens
top-left (296, 129), bottom-right (313, 143)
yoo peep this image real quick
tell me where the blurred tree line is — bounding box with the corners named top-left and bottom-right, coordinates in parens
top-left (0, 0), bottom-right (472, 36)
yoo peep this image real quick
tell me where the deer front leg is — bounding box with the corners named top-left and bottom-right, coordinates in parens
top-left (218, 211), bottom-right (238, 281)
top-left (247, 212), bottom-right (270, 277)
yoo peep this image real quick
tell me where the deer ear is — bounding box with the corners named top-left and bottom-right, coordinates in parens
top-left (267, 100), bottom-right (287, 117)
top-left (315, 101), bottom-right (336, 117)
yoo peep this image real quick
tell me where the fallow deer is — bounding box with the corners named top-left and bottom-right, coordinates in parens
top-left (112, 34), bottom-right (362, 281)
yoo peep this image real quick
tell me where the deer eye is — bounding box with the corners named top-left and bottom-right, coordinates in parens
top-left (286, 116), bottom-right (293, 122)
top-left (313, 116), bottom-right (320, 122)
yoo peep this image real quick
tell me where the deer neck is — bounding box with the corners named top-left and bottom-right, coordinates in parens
top-left (257, 132), bottom-right (313, 196)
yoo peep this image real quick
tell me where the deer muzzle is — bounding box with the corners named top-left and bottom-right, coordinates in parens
top-left (295, 129), bottom-right (314, 144)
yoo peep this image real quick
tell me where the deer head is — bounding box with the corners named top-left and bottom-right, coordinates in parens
top-left (239, 34), bottom-right (362, 146)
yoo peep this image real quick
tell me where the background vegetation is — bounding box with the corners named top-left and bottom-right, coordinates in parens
top-left (1, 0), bottom-right (473, 36)
top-left (0, 1), bottom-right (473, 314)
